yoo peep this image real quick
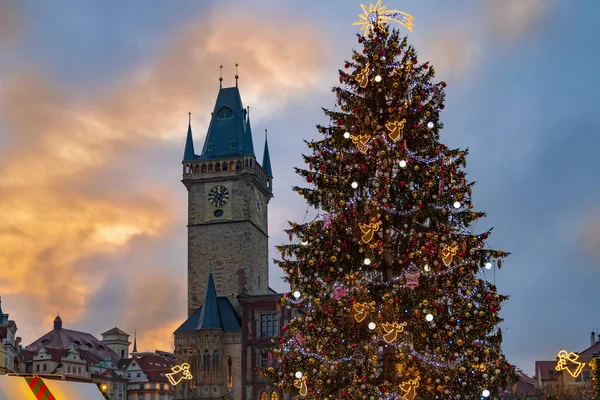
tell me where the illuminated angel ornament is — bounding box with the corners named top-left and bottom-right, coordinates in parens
top-left (381, 321), bottom-right (407, 343)
top-left (166, 363), bottom-right (193, 386)
top-left (355, 63), bottom-right (370, 88)
top-left (399, 375), bottom-right (420, 400)
top-left (351, 133), bottom-right (371, 153)
top-left (353, 0), bottom-right (414, 36)
top-left (359, 220), bottom-right (382, 243)
top-left (294, 375), bottom-right (308, 397)
top-left (440, 245), bottom-right (459, 266)
top-left (385, 119), bottom-right (407, 142)
top-left (353, 301), bottom-right (376, 322)
top-left (555, 350), bottom-right (586, 378)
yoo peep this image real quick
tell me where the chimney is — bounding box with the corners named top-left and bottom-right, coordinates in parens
top-left (54, 315), bottom-right (63, 331)
top-left (592, 331), bottom-right (596, 346)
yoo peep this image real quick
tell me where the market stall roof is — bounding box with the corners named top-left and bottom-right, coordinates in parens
top-left (0, 376), bottom-right (105, 400)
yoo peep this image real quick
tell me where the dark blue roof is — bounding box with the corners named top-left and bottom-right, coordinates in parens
top-left (183, 120), bottom-right (196, 161)
top-left (173, 298), bottom-right (241, 333)
top-left (262, 131), bottom-right (272, 177)
top-left (197, 272), bottom-right (221, 329)
top-left (199, 87), bottom-right (255, 161)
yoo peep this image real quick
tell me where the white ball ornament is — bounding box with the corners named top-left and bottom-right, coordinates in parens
top-left (293, 291), bottom-right (301, 298)
top-left (344, 132), bottom-right (351, 139)
top-left (426, 314), bottom-right (434, 322)
top-left (482, 389), bottom-right (490, 398)
top-left (295, 371), bottom-right (303, 379)
top-left (351, 182), bottom-right (359, 189)
top-left (427, 121), bottom-right (434, 129)
top-left (374, 75), bottom-right (382, 82)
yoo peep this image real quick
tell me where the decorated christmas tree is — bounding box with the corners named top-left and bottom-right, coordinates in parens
top-left (266, 2), bottom-right (517, 399)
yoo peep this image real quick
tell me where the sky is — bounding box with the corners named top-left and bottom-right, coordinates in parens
top-left (0, 0), bottom-right (598, 376)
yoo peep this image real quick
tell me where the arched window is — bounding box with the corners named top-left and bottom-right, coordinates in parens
top-left (212, 350), bottom-right (219, 377)
top-left (121, 349), bottom-right (125, 358)
top-left (201, 164), bottom-right (207, 173)
top-left (236, 161), bottom-right (242, 170)
top-left (216, 106), bottom-right (234, 120)
top-left (260, 392), bottom-right (268, 400)
top-left (229, 161), bottom-right (236, 170)
top-left (222, 162), bottom-right (228, 171)
top-left (208, 163), bottom-right (213, 172)
top-left (270, 391), bottom-right (279, 400)
top-left (215, 163), bottom-right (221, 172)
top-left (194, 165), bottom-right (199, 173)
top-left (203, 350), bottom-right (210, 381)
top-left (227, 356), bottom-right (233, 388)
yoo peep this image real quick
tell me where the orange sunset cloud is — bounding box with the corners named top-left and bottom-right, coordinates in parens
top-left (0, 5), bottom-right (327, 351)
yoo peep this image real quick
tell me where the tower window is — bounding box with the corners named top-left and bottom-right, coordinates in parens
top-left (216, 106), bottom-right (234, 120)
top-left (270, 391), bottom-right (279, 400)
top-left (207, 143), bottom-right (214, 152)
top-left (229, 140), bottom-right (236, 149)
top-left (227, 356), bottom-right (233, 388)
top-left (260, 392), bottom-right (268, 400)
top-left (214, 209), bottom-right (224, 218)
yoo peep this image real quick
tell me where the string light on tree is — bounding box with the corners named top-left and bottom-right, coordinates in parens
top-left (485, 262), bottom-right (493, 270)
top-left (293, 291), bottom-right (301, 299)
top-left (425, 314), bottom-right (434, 322)
top-left (351, 181), bottom-right (359, 189)
top-left (482, 389), bottom-right (491, 398)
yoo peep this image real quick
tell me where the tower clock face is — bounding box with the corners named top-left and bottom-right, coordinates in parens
top-left (256, 195), bottom-right (262, 213)
top-left (208, 185), bottom-right (230, 207)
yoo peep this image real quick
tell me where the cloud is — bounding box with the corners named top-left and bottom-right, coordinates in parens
top-left (580, 209), bottom-right (600, 259)
top-left (419, 27), bottom-right (481, 81)
top-left (0, 1), bottom-right (20, 43)
top-left (484, 0), bottom-right (548, 40)
top-left (0, 4), bottom-right (328, 350)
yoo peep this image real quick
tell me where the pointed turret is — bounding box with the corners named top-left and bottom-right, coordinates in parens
top-left (243, 107), bottom-right (255, 156)
top-left (199, 87), bottom-right (255, 160)
top-left (183, 113), bottom-right (196, 161)
top-left (196, 259), bottom-right (223, 330)
top-left (262, 129), bottom-right (273, 177)
top-left (132, 330), bottom-right (138, 354)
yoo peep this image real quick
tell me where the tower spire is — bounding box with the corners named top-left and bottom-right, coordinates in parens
top-left (219, 65), bottom-right (223, 88)
top-left (262, 129), bottom-right (273, 177)
top-left (209, 257), bottom-right (213, 274)
top-left (235, 63), bottom-right (239, 87)
top-left (183, 113), bottom-right (195, 161)
top-left (132, 329), bottom-right (138, 354)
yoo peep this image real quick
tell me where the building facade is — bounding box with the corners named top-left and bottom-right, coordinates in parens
top-left (173, 81), bottom-right (287, 400)
top-left (21, 316), bottom-right (174, 400)
top-left (0, 297), bottom-right (21, 374)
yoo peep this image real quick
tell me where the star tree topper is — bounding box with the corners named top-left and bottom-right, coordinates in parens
top-left (353, 0), bottom-right (414, 36)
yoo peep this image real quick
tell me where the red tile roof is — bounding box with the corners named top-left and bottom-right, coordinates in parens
top-left (131, 354), bottom-right (173, 383)
top-left (579, 341), bottom-right (600, 356)
top-left (26, 328), bottom-right (120, 364)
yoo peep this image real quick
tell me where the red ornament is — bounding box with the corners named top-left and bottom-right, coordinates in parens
top-left (413, 123), bottom-right (418, 129)
top-left (486, 294), bottom-right (492, 300)
top-left (307, 176), bottom-right (313, 183)
top-left (337, 119), bottom-right (345, 126)
top-left (441, 81), bottom-right (447, 88)
top-left (358, 37), bottom-right (363, 43)
top-left (399, 181), bottom-right (405, 187)
top-left (424, 64), bottom-right (429, 69)
top-left (482, 233), bottom-right (489, 239)
top-left (418, 202), bottom-right (424, 209)
top-left (412, 59), bottom-right (417, 64)
top-left (344, 63), bottom-right (349, 69)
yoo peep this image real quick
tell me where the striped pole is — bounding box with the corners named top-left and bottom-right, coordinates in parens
top-left (25, 376), bottom-right (56, 400)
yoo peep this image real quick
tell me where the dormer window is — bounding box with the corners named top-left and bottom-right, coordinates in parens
top-left (216, 106), bottom-right (234, 120)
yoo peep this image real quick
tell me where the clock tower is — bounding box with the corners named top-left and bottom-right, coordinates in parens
top-left (182, 82), bottom-right (273, 316)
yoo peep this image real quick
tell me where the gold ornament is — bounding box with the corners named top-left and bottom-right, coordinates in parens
top-left (351, 134), bottom-right (371, 153)
top-left (399, 375), bottom-right (420, 400)
top-left (385, 119), bottom-right (407, 142)
top-left (353, 301), bottom-right (376, 322)
top-left (359, 220), bottom-right (381, 243)
top-left (440, 246), bottom-right (458, 266)
top-left (355, 64), bottom-right (370, 88)
top-left (382, 322), bottom-right (407, 343)
top-left (294, 376), bottom-right (308, 397)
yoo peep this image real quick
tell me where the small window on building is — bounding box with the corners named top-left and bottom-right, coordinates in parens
top-left (260, 313), bottom-right (278, 337)
top-left (207, 143), bottom-right (214, 152)
top-left (259, 351), bottom-right (269, 368)
top-left (137, 372), bottom-right (141, 378)
top-left (215, 162), bottom-right (221, 172)
top-left (68, 366), bottom-right (71, 373)
top-left (43, 364), bottom-right (47, 371)
top-left (260, 392), bottom-right (268, 400)
top-left (258, 276), bottom-right (261, 290)
top-left (78, 366), bottom-right (82, 374)
top-left (227, 356), bottom-right (233, 388)
top-left (121, 350), bottom-right (125, 358)
top-left (127, 373), bottom-right (131, 378)
top-left (216, 106), bottom-right (234, 120)
top-left (229, 141), bottom-right (236, 149)
top-left (213, 350), bottom-right (219, 376)
top-left (36, 364), bottom-right (40, 372)
top-left (270, 391), bottom-right (279, 400)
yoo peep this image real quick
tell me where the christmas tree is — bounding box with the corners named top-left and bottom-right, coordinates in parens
top-left (266, 2), bottom-right (517, 399)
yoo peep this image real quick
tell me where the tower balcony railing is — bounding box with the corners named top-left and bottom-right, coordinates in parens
top-left (183, 157), bottom-right (271, 190)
